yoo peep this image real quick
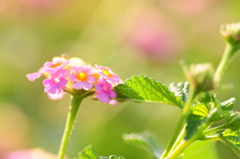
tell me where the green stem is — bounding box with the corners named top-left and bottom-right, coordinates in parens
top-left (199, 135), bottom-right (221, 141)
top-left (58, 96), bottom-right (82, 159)
top-left (214, 44), bottom-right (235, 85)
top-left (160, 88), bottom-right (198, 159)
top-left (167, 117), bottom-right (212, 159)
top-left (169, 124), bottom-right (186, 154)
top-left (202, 124), bottom-right (226, 136)
top-left (167, 121), bottom-right (213, 159)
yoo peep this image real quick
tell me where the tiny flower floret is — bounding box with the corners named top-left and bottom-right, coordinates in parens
top-left (96, 65), bottom-right (120, 84)
top-left (95, 78), bottom-right (117, 105)
top-left (26, 56), bottom-right (68, 81)
top-left (69, 66), bottom-right (96, 90)
top-left (26, 56), bottom-right (121, 105)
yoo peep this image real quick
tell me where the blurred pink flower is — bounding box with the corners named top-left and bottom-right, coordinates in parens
top-left (123, 9), bottom-right (183, 63)
top-left (4, 148), bottom-right (58, 159)
top-left (20, 0), bottom-right (58, 10)
top-left (161, 0), bottom-right (217, 17)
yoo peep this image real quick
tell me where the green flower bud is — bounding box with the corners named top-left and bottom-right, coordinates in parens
top-left (209, 108), bottom-right (222, 122)
top-left (196, 92), bottom-right (212, 103)
top-left (220, 23), bottom-right (240, 49)
top-left (186, 63), bottom-right (215, 92)
top-left (225, 112), bottom-right (240, 131)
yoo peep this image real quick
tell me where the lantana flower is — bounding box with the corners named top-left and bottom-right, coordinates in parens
top-left (69, 66), bottom-right (96, 90)
top-left (26, 55), bottom-right (120, 105)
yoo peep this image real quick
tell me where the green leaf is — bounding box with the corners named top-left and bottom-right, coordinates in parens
top-left (99, 156), bottom-right (125, 159)
top-left (185, 104), bottom-right (210, 140)
top-left (216, 97), bottom-right (236, 120)
top-left (76, 145), bottom-right (125, 159)
top-left (178, 141), bottom-right (218, 159)
top-left (122, 130), bottom-right (162, 159)
top-left (114, 75), bottom-right (184, 108)
top-left (220, 129), bottom-right (240, 157)
top-left (77, 145), bottom-right (98, 159)
top-left (169, 82), bottom-right (189, 103)
top-left (220, 97), bottom-right (235, 111)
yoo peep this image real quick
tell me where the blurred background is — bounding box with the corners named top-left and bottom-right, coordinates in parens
top-left (0, 0), bottom-right (240, 158)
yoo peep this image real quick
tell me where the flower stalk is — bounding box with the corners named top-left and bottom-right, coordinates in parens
top-left (167, 120), bottom-right (213, 159)
top-left (58, 96), bottom-right (82, 159)
top-left (214, 44), bottom-right (235, 85)
top-left (160, 87), bottom-right (198, 159)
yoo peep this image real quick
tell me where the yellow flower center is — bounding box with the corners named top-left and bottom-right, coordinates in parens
top-left (103, 69), bottom-right (114, 77)
top-left (77, 72), bottom-right (87, 81)
top-left (51, 62), bottom-right (62, 68)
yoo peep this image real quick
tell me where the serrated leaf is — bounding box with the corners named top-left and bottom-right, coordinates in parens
top-left (114, 75), bottom-right (184, 108)
top-left (217, 98), bottom-right (236, 119)
top-left (185, 104), bottom-right (210, 140)
top-left (169, 82), bottom-right (189, 103)
top-left (220, 129), bottom-right (240, 157)
top-left (220, 97), bottom-right (236, 111)
top-left (77, 145), bottom-right (125, 159)
top-left (123, 130), bottom-right (162, 159)
top-left (99, 156), bottom-right (125, 159)
top-left (77, 146), bottom-right (98, 159)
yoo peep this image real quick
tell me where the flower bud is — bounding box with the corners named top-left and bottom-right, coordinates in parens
top-left (196, 92), bottom-right (212, 103)
top-left (186, 63), bottom-right (215, 92)
top-left (225, 112), bottom-right (240, 131)
top-left (220, 23), bottom-right (240, 48)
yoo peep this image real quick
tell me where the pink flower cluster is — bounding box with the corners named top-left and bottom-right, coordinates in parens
top-left (26, 56), bottom-right (120, 105)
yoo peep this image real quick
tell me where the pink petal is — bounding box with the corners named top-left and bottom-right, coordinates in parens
top-left (26, 72), bottom-right (39, 81)
top-left (96, 92), bottom-right (111, 103)
top-left (48, 92), bottom-right (65, 100)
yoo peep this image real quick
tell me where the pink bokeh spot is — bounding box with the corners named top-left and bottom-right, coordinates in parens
top-left (4, 148), bottom-right (57, 159)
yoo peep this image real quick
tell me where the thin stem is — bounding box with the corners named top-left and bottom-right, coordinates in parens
top-left (202, 124), bottom-right (226, 136)
top-left (167, 121), bottom-right (213, 159)
top-left (199, 135), bottom-right (221, 141)
top-left (160, 88), bottom-right (198, 159)
top-left (214, 44), bottom-right (235, 85)
top-left (170, 124), bottom-right (186, 153)
top-left (58, 96), bottom-right (82, 159)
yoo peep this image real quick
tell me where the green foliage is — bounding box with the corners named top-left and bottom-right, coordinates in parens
top-left (178, 141), bottom-right (218, 159)
top-left (99, 156), bottom-right (125, 159)
top-left (77, 146), bottom-right (125, 159)
top-left (196, 92), bottom-right (213, 103)
top-left (169, 82), bottom-right (189, 103)
top-left (220, 129), bottom-right (240, 157)
top-left (122, 130), bottom-right (162, 159)
top-left (114, 75), bottom-right (184, 108)
top-left (220, 98), bottom-right (235, 112)
top-left (225, 111), bottom-right (240, 131)
top-left (77, 146), bottom-right (98, 159)
top-left (185, 104), bottom-right (209, 140)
